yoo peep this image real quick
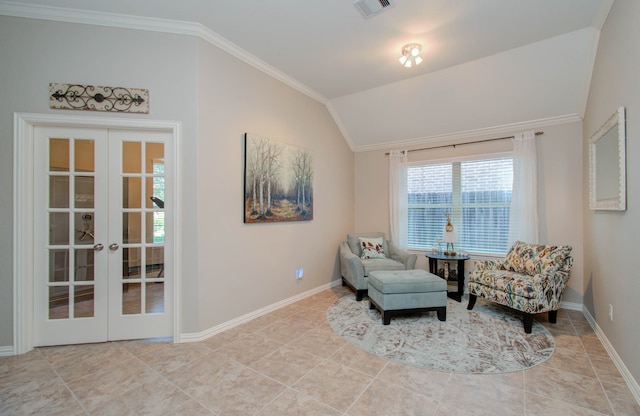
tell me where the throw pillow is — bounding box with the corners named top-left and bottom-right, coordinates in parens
top-left (359, 237), bottom-right (386, 259)
top-left (503, 241), bottom-right (528, 273)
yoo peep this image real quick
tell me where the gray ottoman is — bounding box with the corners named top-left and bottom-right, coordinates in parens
top-left (368, 269), bottom-right (447, 325)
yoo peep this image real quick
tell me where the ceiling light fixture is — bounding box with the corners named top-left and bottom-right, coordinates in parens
top-left (398, 43), bottom-right (423, 68)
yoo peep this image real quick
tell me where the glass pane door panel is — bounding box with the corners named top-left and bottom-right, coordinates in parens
top-left (123, 142), bottom-right (141, 173)
top-left (49, 138), bottom-right (69, 172)
top-left (74, 249), bottom-right (95, 281)
top-left (75, 177), bottom-right (95, 209)
top-left (146, 247), bottom-right (164, 277)
top-left (74, 288), bottom-right (94, 318)
top-left (49, 177), bottom-right (69, 208)
top-left (122, 247), bottom-right (141, 279)
top-left (146, 212), bottom-right (164, 244)
top-left (49, 249), bottom-right (69, 282)
top-left (49, 286), bottom-right (69, 319)
top-left (50, 213), bottom-right (69, 245)
top-left (146, 143), bottom-right (164, 174)
top-left (74, 213), bottom-right (95, 245)
top-left (122, 283), bottom-right (141, 315)
top-left (146, 282), bottom-right (164, 313)
top-left (75, 140), bottom-right (95, 173)
top-left (123, 212), bottom-right (142, 244)
top-left (123, 177), bottom-right (142, 208)
top-left (146, 177), bottom-right (165, 208)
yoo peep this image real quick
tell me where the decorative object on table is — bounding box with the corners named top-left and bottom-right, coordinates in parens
top-left (442, 213), bottom-right (457, 255)
top-left (49, 83), bottom-right (149, 113)
top-left (467, 240), bottom-right (573, 333)
top-left (588, 106), bottom-right (626, 211)
top-left (327, 293), bottom-right (554, 374)
top-left (244, 133), bottom-right (313, 223)
top-left (431, 239), bottom-right (443, 254)
top-left (437, 267), bottom-right (457, 280)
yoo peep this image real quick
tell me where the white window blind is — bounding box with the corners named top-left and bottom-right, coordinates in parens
top-left (408, 156), bottom-right (513, 254)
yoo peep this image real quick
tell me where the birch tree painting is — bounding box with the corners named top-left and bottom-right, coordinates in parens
top-left (244, 133), bottom-right (313, 223)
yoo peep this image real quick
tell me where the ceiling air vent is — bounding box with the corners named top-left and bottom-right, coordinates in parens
top-left (354, 0), bottom-right (395, 19)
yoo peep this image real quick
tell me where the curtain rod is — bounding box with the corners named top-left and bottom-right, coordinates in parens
top-left (384, 131), bottom-right (543, 155)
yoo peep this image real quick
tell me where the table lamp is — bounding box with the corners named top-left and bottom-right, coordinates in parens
top-left (442, 214), bottom-right (457, 255)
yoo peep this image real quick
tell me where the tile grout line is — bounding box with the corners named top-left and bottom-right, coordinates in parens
top-left (46, 356), bottom-right (91, 416)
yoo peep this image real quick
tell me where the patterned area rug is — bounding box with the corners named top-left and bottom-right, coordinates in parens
top-left (327, 294), bottom-right (555, 374)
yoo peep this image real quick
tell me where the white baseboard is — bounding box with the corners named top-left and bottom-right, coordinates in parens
top-left (0, 345), bottom-right (15, 356)
top-left (179, 279), bottom-right (341, 343)
top-left (560, 300), bottom-right (583, 311)
top-left (582, 307), bottom-right (640, 406)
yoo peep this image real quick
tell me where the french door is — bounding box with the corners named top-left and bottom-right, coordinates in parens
top-left (33, 126), bottom-right (173, 346)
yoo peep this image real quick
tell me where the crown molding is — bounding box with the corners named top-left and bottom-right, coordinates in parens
top-left (0, 1), bottom-right (327, 105)
top-left (352, 113), bottom-right (583, 153)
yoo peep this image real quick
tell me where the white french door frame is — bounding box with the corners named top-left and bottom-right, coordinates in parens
top-left (13, 113), bottom-right (183, 355)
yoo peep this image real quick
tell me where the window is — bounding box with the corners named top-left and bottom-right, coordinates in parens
top-left (408, 156), bottom-right (513, 255)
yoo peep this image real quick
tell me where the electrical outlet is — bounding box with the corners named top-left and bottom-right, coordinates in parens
top-left (609, 304), bottom-right (613, 321)
top-left (296, 268), bottom-right (304, 279)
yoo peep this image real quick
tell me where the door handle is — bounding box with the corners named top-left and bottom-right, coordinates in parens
top-left (93, 244), bottom-right (104, 251)
top-left (109, 243), bottom-right (119, 251)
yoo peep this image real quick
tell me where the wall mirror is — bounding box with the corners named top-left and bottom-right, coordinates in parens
top-left (589, 106), bottom-right (626, 211)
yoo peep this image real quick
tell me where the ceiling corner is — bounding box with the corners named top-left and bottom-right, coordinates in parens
top-left (326, 102), bottom-right (357, 152)
top-left (592, 0), bottom-right (614, 30)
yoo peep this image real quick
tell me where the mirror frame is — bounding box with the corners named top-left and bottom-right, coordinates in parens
top-left (589, 106), bottom-right (626, 211)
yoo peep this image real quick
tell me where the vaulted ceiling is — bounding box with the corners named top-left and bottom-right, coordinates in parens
top-left (1, 0), bottom-right (613, 150)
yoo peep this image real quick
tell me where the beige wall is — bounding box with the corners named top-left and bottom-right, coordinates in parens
top-left (0, 15), bottom-right (354, 346)
top-left (194, 39), bottom-right (354, 330)
top-left (583, 0), bottom-right (640, 383)
top-left (354, 121), bottom-right (584, 304)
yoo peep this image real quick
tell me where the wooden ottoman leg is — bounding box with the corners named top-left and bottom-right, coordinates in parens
top-left (382, 311), bottom-right (391, 325)
top-left (437, 307), bottom-right (446, 321)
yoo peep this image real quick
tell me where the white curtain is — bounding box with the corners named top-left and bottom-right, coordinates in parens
top-left (389, 150), bottom-right (408, 250)
top-left (508, 130), bottom-right (539, 246)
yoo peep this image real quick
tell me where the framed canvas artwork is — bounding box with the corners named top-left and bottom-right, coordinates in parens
top-left (244, 133), bottom-right (313, 223)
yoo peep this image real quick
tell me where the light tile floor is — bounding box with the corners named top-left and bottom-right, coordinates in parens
top-left (1, 285), bottom-right (639, 415)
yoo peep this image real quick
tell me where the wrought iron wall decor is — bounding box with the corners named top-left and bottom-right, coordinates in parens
top-left (49, 83), bottom-right (149, 113)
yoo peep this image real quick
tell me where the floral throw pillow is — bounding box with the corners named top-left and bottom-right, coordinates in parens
top-left (359, 237), bottom-right (386, 259)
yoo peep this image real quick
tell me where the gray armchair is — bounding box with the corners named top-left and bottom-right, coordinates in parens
top-left (339, 232), bottom-right (417, 300)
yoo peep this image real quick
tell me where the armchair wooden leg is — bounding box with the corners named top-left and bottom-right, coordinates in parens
top-left (467, 294), bottom-right (477, 310)
top-left (341, 278), bottom-right (347, 286)
top-left (523, 313), bottom-right (533, 334)
top-left (548, 310), bottom-right (558, 324)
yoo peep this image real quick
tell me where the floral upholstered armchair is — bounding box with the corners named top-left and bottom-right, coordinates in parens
top-left (467, 240), bottom-right (573, 333)
top-left (339, 232), bottom-right (417, 301)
